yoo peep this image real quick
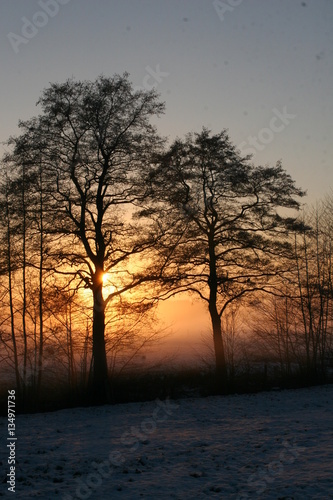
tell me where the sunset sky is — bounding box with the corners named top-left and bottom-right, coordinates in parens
top-left (1, 0), bottom-right (332, 364)
top-left (1, 0), bottom-right (332, 203)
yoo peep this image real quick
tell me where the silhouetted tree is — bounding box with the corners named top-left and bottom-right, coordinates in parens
top-left (294, 203), bottom-right (333, 378)
top-left (3, 132), bottom-right (54, 399)
top-left (0, 173), bottom-right (21, 392)
top-left (5, 74), bottom-right (164, 402)
top-left (149, 129), bottom-right (305, 389)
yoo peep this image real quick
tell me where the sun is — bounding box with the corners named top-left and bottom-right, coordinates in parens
top-left (102, 273), bottom-right (117, 295)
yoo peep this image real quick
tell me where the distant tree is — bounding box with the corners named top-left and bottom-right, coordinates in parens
top-left (294, 202), bottom-right (333, 378)
top-left (0, 173), bottom-right (21, 392)
top-left (251, 293), bottom-right (301, 376)
top-left (6, 74), bottom-right (165, 402)
top-left (3, 131), bottom-right (58, 399)
top-left (252, 198), bottom-right (333, 382)
top-left (149, 129), bottom-right (305, 389)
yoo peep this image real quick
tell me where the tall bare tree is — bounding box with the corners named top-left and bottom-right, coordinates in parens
top-left (295, 203), bottom-right (333, 378)
top-left (149, 129), bottom-right (305, 389)
top-left (6, 74), bottom-right (164, 402)
top-left (0, 172), bottom-right (22, 392)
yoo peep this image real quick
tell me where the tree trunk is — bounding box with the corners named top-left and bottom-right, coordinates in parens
top-left (92, 281), bottom-right (110, 403)
top-left (5, 181), bottom-right (21, 394)
top-left (209, 301), bottom-right (228, 391)
top-left (37, 165), bottom-right (44, 396)
top-left (208, 231), bottom-right (228, 391)
top-left (21, 164), bottom-right (28, 395)
top-left (7, 233), bottom-right (21, 394)
top-left (66, 300), bottom-right (75, 388)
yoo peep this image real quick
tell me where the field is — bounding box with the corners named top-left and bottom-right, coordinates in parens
top-left (1, 385), bottom-right (333, 499)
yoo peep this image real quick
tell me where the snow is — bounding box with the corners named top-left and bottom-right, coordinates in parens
top-left (1, 385), bottom-right (333, 499)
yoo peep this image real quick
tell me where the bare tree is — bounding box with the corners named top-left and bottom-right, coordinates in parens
top-left (3, 135), bottom-right (54, 399)
top-left (6, 74), bottom-right (164, 402)
top-left (295, 203), bottom-right (333, 378)
top-left (148, 129), bottom-right (305, 390)
top-left (251, 293), bottom-right (301, 377)
top-left (252, 199), bottom-right (333, 383)
top-left (0, 174), bottom-right (21, 392)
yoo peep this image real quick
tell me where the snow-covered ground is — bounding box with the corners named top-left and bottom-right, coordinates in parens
top-left (1, 385), bottom-right (333, 499)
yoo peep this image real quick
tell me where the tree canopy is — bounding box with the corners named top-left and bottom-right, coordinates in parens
top-left (147, 128), bottom-right (305, 384)
top-left (1, 75), bottom-right (316, 402)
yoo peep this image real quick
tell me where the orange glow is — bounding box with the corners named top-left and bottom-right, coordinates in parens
top-left (102, 273), bottom-right (117, 296)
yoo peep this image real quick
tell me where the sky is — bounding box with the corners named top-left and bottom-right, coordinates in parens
top-left (1, 0), bottom-right (332, 203)
top-left (1, 0), bottom-right (332, 364)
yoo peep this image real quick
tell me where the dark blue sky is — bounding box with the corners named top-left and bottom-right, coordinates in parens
top-left (1, 0), bottom-right (332, 200)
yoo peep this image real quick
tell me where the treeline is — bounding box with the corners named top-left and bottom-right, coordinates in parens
top-left (0, 74), bottom-right (332, 408)
top-left (221, 200), bottom-right (333, 385)
top-left (252, 200), bottom-right (333, 379)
